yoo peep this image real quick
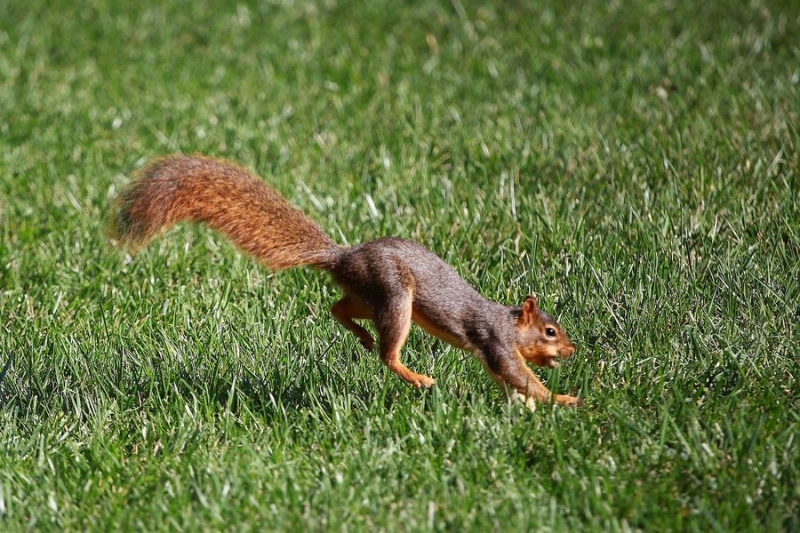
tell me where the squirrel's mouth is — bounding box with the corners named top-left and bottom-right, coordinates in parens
top-left (520, 349), bottom-right (573, 368)
top-left (526, 354), bottom-right (562, 368)
top-left (544, 357), bottom-right (561, 369)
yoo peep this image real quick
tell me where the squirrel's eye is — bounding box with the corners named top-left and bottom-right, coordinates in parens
top-left (545, 327), bottom-right (557, 338)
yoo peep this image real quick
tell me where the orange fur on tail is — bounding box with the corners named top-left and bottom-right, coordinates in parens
top-left (112, 155), bottom-right (341, 270)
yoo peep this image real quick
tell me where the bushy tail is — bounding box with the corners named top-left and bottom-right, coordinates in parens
top-left (112, 155), bottom-right (342, 270)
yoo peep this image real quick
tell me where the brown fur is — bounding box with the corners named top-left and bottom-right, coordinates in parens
top-left (113, 155), bottom-right (341, 270)
top-left (112, 155), bottom-right (581, 408)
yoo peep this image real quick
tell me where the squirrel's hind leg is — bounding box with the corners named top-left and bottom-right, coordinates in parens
top-left (373, 290), bottom-right (435, 389)
top-left (331, 295), bottom-right (375, 351)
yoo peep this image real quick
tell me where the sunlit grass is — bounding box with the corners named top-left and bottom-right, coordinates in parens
top-left (0, 0), bottom-right (797, 530)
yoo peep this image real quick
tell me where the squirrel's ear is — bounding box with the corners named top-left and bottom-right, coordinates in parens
top-left (518, 295), bottom-right (538, 325)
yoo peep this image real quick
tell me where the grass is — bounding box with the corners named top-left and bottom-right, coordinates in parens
top-left (0, 0), bottom-right (798, 530)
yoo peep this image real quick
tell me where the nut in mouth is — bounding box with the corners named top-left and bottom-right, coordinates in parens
top-left (544, 356), bottom-right (561, 369)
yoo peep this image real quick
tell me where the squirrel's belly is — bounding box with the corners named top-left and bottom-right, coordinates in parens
top-left (411, 309), bottom-right (472, 351)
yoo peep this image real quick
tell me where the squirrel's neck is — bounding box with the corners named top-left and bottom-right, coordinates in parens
top-left (469, 300), bottom-right (521, 349)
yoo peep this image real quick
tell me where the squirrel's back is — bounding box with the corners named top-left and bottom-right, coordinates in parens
top-left (112, 155), bottom-right (342, 270)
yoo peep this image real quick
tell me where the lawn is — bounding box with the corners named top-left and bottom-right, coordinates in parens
top-left (0, 0), bottom-right (797, 530)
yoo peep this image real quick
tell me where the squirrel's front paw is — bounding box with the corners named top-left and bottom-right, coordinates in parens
top-left (555, 394), bottom-right (582, 407)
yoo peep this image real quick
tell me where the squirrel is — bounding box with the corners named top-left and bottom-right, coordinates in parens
top-left (112, 155), bottom-right (581, 409)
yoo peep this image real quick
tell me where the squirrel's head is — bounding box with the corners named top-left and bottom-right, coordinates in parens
top-left (512, 295), bottom-right (575, 368)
